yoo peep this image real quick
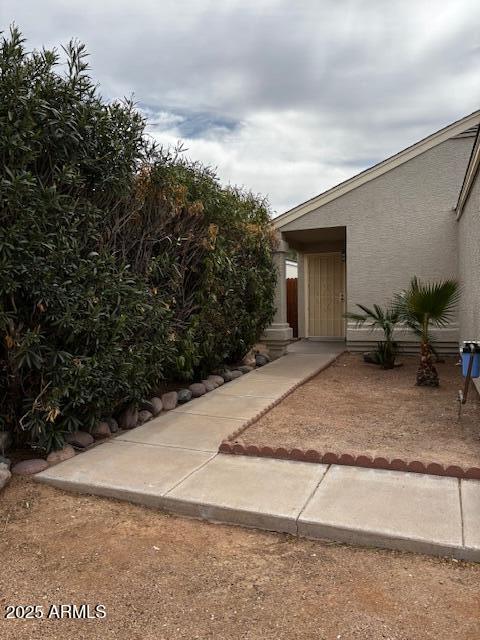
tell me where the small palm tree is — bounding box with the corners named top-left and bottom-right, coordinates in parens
top-left (344, 304), bottom-right (400, 369)
top-left (394, 277), bottom-right (460, 386)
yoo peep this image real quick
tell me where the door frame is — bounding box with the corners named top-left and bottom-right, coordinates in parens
top-left (304, 251), bottom-right (346, 339)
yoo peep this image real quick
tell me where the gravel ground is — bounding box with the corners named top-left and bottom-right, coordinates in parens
top-left (238, 353), bottom-right (480, 468)
top-left (1, 477), bottom-right (479, 639)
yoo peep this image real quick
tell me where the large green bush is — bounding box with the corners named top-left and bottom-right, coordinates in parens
top-left (0, 28), bottom-right (276, 451)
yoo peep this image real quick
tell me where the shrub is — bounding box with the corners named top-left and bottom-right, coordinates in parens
top-left (0, 28), bottom-right (276, 451)
top-left (104, 149), bottom-right (276, 380)
top-left (0, 28), bottom-right (178, 450)
top-left (344, 304), bottom-right (400, 369)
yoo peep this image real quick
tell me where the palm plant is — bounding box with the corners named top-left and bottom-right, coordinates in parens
top-left (344, 304), bottom-right (400, 369)
top-left (394, 277), bottom-right (460, 386)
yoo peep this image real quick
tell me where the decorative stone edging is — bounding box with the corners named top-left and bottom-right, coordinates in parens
top-left (0, 456), bottom-right (12, 490)
top-left (7, 352), bottom-right (271, 471)
top-left (218, 441), bottom-right (480, 480)
top-left (220, 351), bottom-right (343, 445)
top-left (217, 350), bottom-right (480, 481)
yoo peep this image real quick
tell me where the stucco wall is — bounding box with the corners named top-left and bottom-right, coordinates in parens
top-left (458, 168), bottom-right (480, 344)
top-left (282, 137), bottom-right (474, 347)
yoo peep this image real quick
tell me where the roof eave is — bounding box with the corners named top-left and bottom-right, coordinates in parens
top-left (275, 109), bottom-right (480, 230)
top-left (455, 126), bottom-right (480, 220)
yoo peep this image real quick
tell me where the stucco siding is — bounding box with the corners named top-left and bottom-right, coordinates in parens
top-left (458, 168), bottom-right (480, 344)
top-left (282, 137), bottom-right (474, 348)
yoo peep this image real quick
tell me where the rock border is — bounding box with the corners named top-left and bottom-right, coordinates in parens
top-left (11, 355), bottom-right (271, 470)
top-left (0, 456), bottom-right (11, 491)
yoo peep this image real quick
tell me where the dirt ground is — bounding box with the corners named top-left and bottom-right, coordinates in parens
top-left (0, 478), bottom-right (479, 640)
top-left (238, 353), bottom-right (480, 468)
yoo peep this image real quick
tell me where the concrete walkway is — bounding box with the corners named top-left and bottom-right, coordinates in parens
top-left (36, 341), bottom-right (480, 561)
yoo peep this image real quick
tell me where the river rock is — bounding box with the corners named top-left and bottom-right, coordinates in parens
top-left (230, 370), bottom-right (243, 379)
top-left (255, 353), bottom-right (270, 367)
top-left (189, 383), bottom-right (206, 398)
top-left (138, 410), bottom-right (153, 424)
top-left (207, 375), bottom-right (224, 386)
top-left (139, 399), bottom-right (155, 413)
top-left (0, 468), bottom-right (11, 491)
top-left (66, 431), bottom-right (94, 448)
top-left (46, 445), bottom-right (76, 465)
top-left (202, 379), bottom-right (217, 392)
top-left (118, 406), bottom-right (139, 429)
top-left (177, 389), bottom-right (192, 404)
top-left (221, 370), bottom-right (234, 382)
top-left (0, 431), bottom-right (12, 453)
top-left (237, 365), bottom-right (253, 373)
top-left (92, 421), bottom-right (111, 439)
top-left (105, 417), bottom-right (119, 433)
top-left (12, 458), bottom-right (48, 475)
top-left (150, 397), bottom-right (163, 415)
top-left (161, 391), bottom-right (178, 411)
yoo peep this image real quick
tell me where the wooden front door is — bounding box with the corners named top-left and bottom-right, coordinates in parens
top-left (306, 253), bottom-right (345, 337)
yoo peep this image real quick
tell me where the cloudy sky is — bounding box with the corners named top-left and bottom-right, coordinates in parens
top-left (2, 1), bottom-right (479, 214)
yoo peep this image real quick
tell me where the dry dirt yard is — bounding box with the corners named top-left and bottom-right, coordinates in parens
top-left (1, 478), bottom-right (480, 640)
top-left (238, 353), bottom-right (480, 468)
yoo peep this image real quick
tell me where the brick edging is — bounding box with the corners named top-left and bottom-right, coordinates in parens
top-left (218, 441), bottom-right (480, 480)
top-left (223, 352), bottom-right (343, 443)
top-left (218, 350), bottom-right (480, 481)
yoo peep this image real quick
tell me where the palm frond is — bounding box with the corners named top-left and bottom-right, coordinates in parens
top-left (343, 311), bottom-right (369, 327)
top-left (344, 303), bottom-right (399, 335)
top-left (394, 276), bottom-right (460, 340)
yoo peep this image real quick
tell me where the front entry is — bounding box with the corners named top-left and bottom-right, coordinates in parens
top-left (306, 252), bottom-right (345, 338)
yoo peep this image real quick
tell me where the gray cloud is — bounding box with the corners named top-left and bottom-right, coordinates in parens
top-left (2, 0), bottom-right (479, 212)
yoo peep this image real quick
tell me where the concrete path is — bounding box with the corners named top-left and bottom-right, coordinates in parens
top-left (36, 341), bottom-right (480, 561)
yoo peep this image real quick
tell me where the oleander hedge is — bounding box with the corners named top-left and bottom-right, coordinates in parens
top-left (0, 28), bottom-right (276, 451)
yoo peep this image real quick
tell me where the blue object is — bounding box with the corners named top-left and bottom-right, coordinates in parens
top-left (461, 342), bottom-right (480, 378)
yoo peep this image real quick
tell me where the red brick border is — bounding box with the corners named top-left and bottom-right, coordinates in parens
top-left (217, 351), bottom-right (480, 481)
top-left (218, 440), bottom-right (480, 480)
top-left (220, 352), bottom-right (344, 444)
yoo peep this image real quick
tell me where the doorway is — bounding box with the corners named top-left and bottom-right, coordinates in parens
top-left (306, 252), bottom-right (346, 338)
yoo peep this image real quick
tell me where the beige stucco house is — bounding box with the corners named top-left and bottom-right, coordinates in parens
top-left (264, 110), bottom-right (480, 358)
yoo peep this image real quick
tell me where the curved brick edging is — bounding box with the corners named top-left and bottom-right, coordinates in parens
top-left (218, 441), bottom-right (480, 480)
top-left (221, 352), bottom-right (344, 444)
top-left (218, 350), bottom-right (480, 481)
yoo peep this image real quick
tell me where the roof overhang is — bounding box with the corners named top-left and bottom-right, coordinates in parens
top-left (455, 126), bottom-right (480, 219)
top-left (274, 109), bottom-right (480, 230)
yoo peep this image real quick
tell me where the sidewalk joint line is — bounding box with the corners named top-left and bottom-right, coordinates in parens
top-left (215, 392), bottom-right (280, 399)
top-left (295, 464), bottom-right (332, 536)
top-left (114, 438), bottom-right (217, 454)
top-left (173, 410), bottom-right (255, 420)
top-left (169, 410), bottom-right (244, 422)
top-left (162, 453), bottom-right (218, 498)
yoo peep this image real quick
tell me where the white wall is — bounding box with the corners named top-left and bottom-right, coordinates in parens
top-left (281, 137), bottom-right (475, 349)
top-left (285, 260), bottom-right (298, 278)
